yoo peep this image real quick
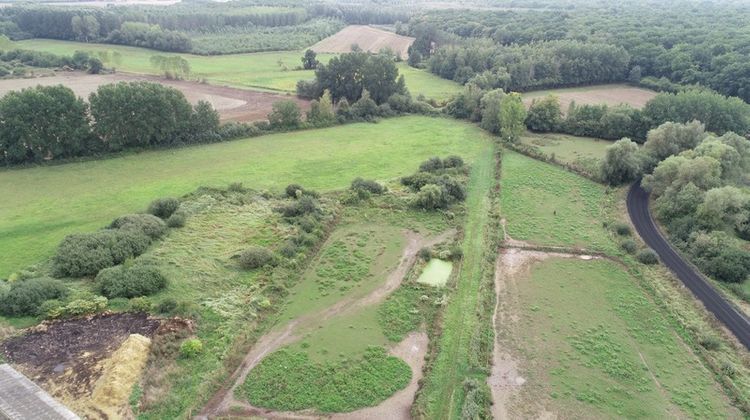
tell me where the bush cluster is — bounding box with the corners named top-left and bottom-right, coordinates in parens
top-left (147, 197), bottom-right (180, 219)
top-left (401, 157), bottom-right (467, 210)
top-left (351, 178), bottom-right (385, 195)
top-left (0, 278), bottom-right (68, 316)
top-left (52, 229), bottom-right (152, 277)
top-left (43, 294), bottom-right (108, 319)
top-left (110, 214), bottom-right (167, 239)
top-left (274, 185), bottom-right (329, 259)
top-left (95, 264), bottom-right (168, 298)
top-left (636, 248), bottom-right (659, 265)
top-left (238, 247), bottom-right (279, 270)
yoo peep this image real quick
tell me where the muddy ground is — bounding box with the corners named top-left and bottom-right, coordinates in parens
top-left (0, 72), bottom-right (310, 122)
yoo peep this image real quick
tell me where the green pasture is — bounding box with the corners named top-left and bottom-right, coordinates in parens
top-left (500, 151), bottom-right (618, 253)
top-left (0, 116), bottom-right (488, 278)
top-left (507, 257), bottom-right (737, 418)
top-left (519, 131), bottom-right (613, 174)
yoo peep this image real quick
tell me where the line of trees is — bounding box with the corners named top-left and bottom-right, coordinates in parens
top-left (427, 39), bottom-right (630, 91)
top-left (0, 82), bottom-right (219, 165)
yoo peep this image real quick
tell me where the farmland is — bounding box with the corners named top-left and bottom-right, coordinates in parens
top-left (521, 84), bottom-right (657, 111)
top-left (311, 25), bottom-right (415, 59)
top-left (0, 72), bottom-right (308, 122)
top-left (13, 39), bottom-right (458, 99)
top-left (0, 116), bottom-right (486, 278)
top-left (518, 131), bottom-right (613, 174)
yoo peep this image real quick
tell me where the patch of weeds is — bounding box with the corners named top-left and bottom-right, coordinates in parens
top-left (240, 346), bottom-right (410, 412)
top-left (314, 233), bottom-right (372, 294)
top-left (378, 284), bottom-right (441, 342)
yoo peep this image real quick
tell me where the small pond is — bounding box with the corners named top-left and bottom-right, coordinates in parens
top-left (416, 259), bottom-right (453, 287)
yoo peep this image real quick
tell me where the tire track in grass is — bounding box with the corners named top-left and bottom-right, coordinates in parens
top-left (418, 140), bottom-right (497, 419)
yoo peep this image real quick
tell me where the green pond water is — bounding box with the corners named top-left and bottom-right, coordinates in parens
top-left (416, 259), bottom-right (453, 287)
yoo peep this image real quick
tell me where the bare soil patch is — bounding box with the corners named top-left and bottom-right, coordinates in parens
top-left (311, 25), bottom-right (415, 59)
top-left (0, 312), bottom-right (189, 418)
top-left (0, 72), bottom-right (309, 122)
top-left (522, 84), bottom-right (657, 111)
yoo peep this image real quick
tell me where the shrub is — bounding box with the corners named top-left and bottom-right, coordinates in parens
top-left (278, 196), bottom-right (321, 218)
top-left (166, 211), bottom-right (186, 228)
top-left (285, 183), bottom-right (305, 198)
top-left (280, 242), bottom-right (298, 258)
top-left (636, 248), bottom-right (659, 265)
top-left (157, 297), bottom-right (178, 314)
top-left (130, 297), bottom-right (152, 312)
top-left (418, 247), bottom-right (432, 260)
top-left (0, 278), bottom-right (68, 316)
top-left (443, 155), bottom-right (464, 169)
top-left (699, 334), bottom-right (721, 351)
top-left (180, 338), bottom-right (203, 358)
top-left (147, 197), bottom-right (180, 219)
top-left (53, 229), bottom-right (154, 277)
top-left (238, 247), bottom-right (278, 269)
top-left (706, 247), bottom-right (750, 283)
top-left (110, 214), bottom-right (167, 239)
top-left (401, 172), bottom-right (437, 191)
top-left (450, 245), bottom-right (464, 260)
top-left (620, 239), bottom-right (637, 254)
top-left (268, 100), bottom-right (302, 129)
top-left (613, 222), bottom-right (632, 236)
top-left (351, 177), bottom-right (385, 194)
top-left (96, 264), bottom-right (168, 298)
top-left (419, 157), bottom-right (444, 172)
top-left (437, 175), bottom-right (466, 201)
top-left (413, 184), bottom-right (450, 210)
top-left (59, 295), bottom-right (108, 318)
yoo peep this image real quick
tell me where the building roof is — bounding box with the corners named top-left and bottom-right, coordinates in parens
top-left (0, 364), bottom-right (79, 420)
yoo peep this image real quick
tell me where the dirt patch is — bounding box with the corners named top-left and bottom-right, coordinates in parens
top-left (522, 84), bottom-right (657, 111)
top-left (0, 72), bottom-right (309, 122)
top-left (311, 25), bottom-right (415, 59)
top-left (198, 229), bottom-right (455, 419)
top-left (1, 312), bottom-right (163, 417)
top-left (489, 248), bottom-right (599, 419)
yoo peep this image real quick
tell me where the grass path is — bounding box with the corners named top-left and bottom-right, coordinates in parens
top-left (417, 139), bottom-right (497, 418)
top-left (0, 116), bottom-right (486, 277)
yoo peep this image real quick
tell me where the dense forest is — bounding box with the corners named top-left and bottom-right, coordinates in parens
top-left (408, 0), bottom-right (750, 102)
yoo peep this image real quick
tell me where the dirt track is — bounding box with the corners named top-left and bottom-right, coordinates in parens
top-left (198, 228), bottom-right (455, 419)
top-left (0, 72), bottom-right (309, 122)
top-left (311, 25), bottom-right (415, 59)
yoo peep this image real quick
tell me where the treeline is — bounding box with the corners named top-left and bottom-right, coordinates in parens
top-left (118, 5), bottom-right (309, 31)
top-left (308, 4), bottom-right (412, 25)
top-left (600, 120), bottom-right (750, 288)
top-left (447, 83), bottom-right (750, 143)
top-left (0, 48), bottom-right (104, 74)
top-left (427, 39), bottom-right (630, 91)
top-left (0, 82), bottom-right (219, 165)
top-left (409, 2), bottom-right (750, 102)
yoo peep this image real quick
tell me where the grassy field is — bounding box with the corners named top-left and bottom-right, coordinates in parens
top-left (519, 131), bottom-right (613, 174)
top-left (0, 116), bottom-right (487, 278)
top-left (417, 138), bottom-right (498, 418)
top-left (14, 39), bottom-right (460, 99)
top-left (502, 257), bottom-right (737, 418)
top-left (500, 151), bottom-right (618, 253)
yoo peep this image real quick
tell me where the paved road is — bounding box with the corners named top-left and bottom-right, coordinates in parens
top-left (627, 180), bottom-right (750, 351)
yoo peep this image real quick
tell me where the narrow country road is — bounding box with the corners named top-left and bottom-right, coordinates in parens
top-left (627, 180), bottom-right (750, 350)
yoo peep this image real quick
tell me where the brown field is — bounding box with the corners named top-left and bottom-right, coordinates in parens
top-left (522, 84), bottom-right (657, 111)
top-left (311, 25), bottom-right (415, 59)
top-left (0, 72), bottom-right (309, 122)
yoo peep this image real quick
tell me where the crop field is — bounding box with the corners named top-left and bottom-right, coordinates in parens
top-left (311, 25), bottom-right (415, 59)
top-left (518, 131), bottom-right (613, 174)
top-left (0, 72), bottom-right (308, 122)
top-left (0, 116), bottom-right (487, 278)
top-left (13, 39), bottom-right (456, 99)
top-left (500, 151), bottom-right (618, 253)
top-left (493, 255), bottom-right (738, 418)
top-left (521, 84), bottom-right (657, 111)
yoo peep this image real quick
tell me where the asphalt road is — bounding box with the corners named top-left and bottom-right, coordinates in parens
top-left (627, 180), bottom-right (750, 351)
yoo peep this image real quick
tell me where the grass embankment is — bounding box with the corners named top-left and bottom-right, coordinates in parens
top-left (416, 138), bottom-right (498, 418)
top-left (498, 149), bottom-right (750, 417)
top-left (0, 116), bottom-right (484, 278)
top-left (500, 150), bottom-right (618, 253)
top-left (506, 257), bottom-right (737, 418)
top-left (14, 39), bottom-right (461, 99)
